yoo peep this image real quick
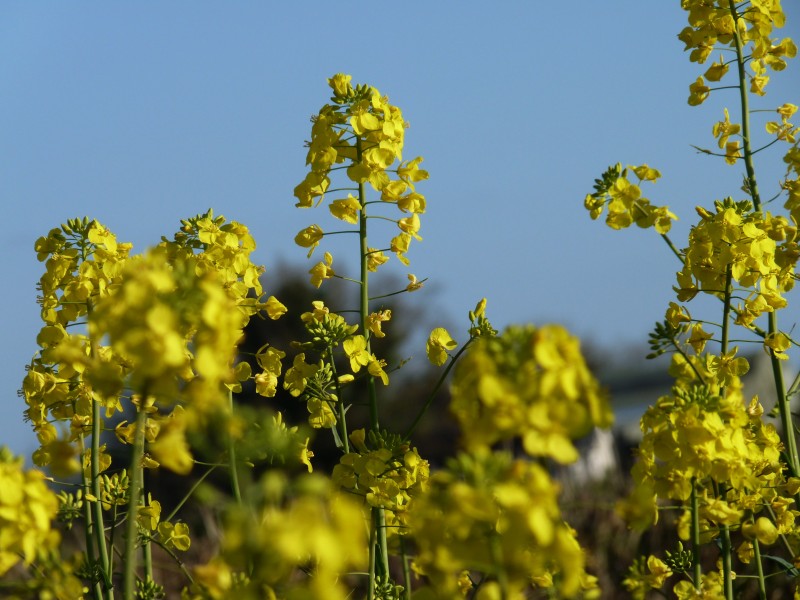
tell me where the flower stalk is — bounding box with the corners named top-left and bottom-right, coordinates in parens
top-left (122, 402), bottom-right (148, 600)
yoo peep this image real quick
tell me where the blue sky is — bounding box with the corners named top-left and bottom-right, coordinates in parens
top-left (2, 2), bottom-right (798, 457)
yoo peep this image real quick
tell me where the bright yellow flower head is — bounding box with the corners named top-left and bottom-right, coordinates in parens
top-left (742, 517), bottom-right (779, 545)
top-left (366, 309), bottom-right (392, 338)
top-left (450, 324), bottom-right (612, 461)
top-left (366, 247), bottom-right (389, 272)
top-left (343, 335), bottom-right (371, 372)
top-left (0, 448), bottom-right (60, 576)
top-left (584, 164), bottom-right (676, 233)
top-left (190, 474), bottom-right (367, 599)
top-left (712, 108), bottom-right (741, 149)
top-left (294, 224), bottom-right (324, 257)
top-left (283, 353), bottom-right (319, 397)
top-left (704, 55), bottom-right (729, 82)
top-left (149, 406), bottom-right (194, 475)
top-left (309, 252), bottom-right (335, 288)
top-left (410, 450), bottom-right (588, 598)
top-left (329, 195), bottom-right (361, 224)
top-left (426, 327), bottom-right (457, 366)
top-left (293, 75), bottom-right (428, 280)
top-left (265, 295), bottom-right (288, 320)
top-left (688, 323), bottom-right (714, 353)
top-left (688, 76), bottom-right (711, 105)
top-left (328, 73), bottom-right (353, 98)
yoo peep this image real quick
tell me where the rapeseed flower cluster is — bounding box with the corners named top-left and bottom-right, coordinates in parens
top-left (623, 555), bottom-right (673, 600)
top-left (89, 249), bottom-right (241, 416)
top-left (629, 374), bottom-right (786, 523)
top-left (24, 210), bottom-right (285, 478)
top-left (401, 323), bottom-right (610, 597)
top-left (675, 199), bottom-right (797, 326)
top-left (294, 73), bottom-right (428, 274)
top-left (587, 1), bottom-right (799, 595)
top-left (282, 300), bottom-right (395, 431)
top-left (409, 450), bottom-right (598, 599)
top-left (449, 324), bottom-right (613, 463)
top-left (23, 219), bottom-right (132, 474)
top-left (184, 474), bottom-right (367, 600)
top-left (679, 0), bottom-right (795, 104)
top-left (0, 447), bottom-right (60, 576)
top-left (19, 211), bottom-right (289, 597)
top-left (583, 163), bottom-right (677, 234)
top-left (332, 429), bottom-right (429, 532)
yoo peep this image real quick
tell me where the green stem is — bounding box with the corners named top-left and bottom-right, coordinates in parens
top-left (87, 300), bottom-right (113, 596)
top-left (769, 324), bottom-right (800, 475)
top-left (400, 537), bottom-right (411, 600)
top-left (122, 403), bottom-right (148, 600)
top-left (164, 465), bottom-right (218, 523)
top-left (368, 515), bottom-right (377, 600)
top-left (358, 207), bottom-right (379, 429)
top-left (79, 434), bottom-right (106, 600)
top-left (143, 541), bottom-right (153, 591)
top-left (660, 233), bottom-right (684, 262)
top-left (719, 270), bottom-right (734, 599)
top-left (373, 507), bottom-right (390, 584)
top-left (403, 338), bottom-right (475, 440)
top-left (134, 420), bottom-right (153, 588)
top-left (141, 461), bottom-right (153, 586)
top-left (356, 136), bottom-right (391, 584)
top-left (691, 479), bottom-right (702, 590)
top-left (108, 506), bottom-right (118, 581)
top-left (721, 521), bottom-right (734, 600)
top-left (728, 0), bottom-right (799, 478)
top-left (327, 346), bottom-right (350, 454)
top-left (227, 389), bottom-right (242, 505)
top-left (753, 539), bottom-right (767, 600)
top-left (370, 281), bottom-right (428, 301)
top-left (727, 0), bottom-right (762, 211)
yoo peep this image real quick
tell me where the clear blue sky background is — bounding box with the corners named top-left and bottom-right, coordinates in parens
top-left (2, 2), bottom-right (798, 458)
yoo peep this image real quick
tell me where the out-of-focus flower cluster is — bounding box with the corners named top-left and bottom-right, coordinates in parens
top-left (410, 450), bottom-right (600, 599)
top-left (23, 210), bottom-right (286, 478)
top-left (183, 474), bottom-right (366, 600)
top-left (450, 324), bottom-right (613, 463)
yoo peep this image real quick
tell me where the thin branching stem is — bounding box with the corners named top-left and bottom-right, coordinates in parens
top-left (356, 136), bottom-right (391, 587)
top-left (691, 479), bottom-right (702, 589)
top-left (728, 0), bottom-right (799, 477)
top-left (753, 539), bottom-right (767, 600)
top-left (227, 389), bottom-right (242, 505)
top-left (87, 299), bottom-right (112, 596)
top-left (404, 339), bottom-right (475, 441)
top-left (122, 402), bottom-right (149, 600)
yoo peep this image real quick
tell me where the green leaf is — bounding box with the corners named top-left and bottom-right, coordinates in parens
top-left (761, 554), bottom-right (800, 578)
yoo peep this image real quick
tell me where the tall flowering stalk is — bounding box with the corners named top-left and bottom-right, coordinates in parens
top-left (291, 74), bottom-right (431, 597)
top-left (586, 1), bottom-right (799, 597)
top-left (18, 211), bottom-right (289, 599)
top-left (410, 324), bottom-right (613, 599)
